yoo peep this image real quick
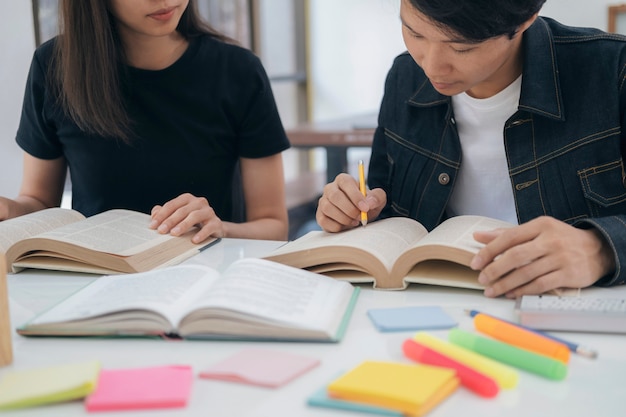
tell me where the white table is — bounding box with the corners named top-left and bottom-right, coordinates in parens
top-left (4, 238), bottom-right (626, 417)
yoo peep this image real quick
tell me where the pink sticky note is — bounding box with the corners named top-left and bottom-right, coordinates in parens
top-left (199, 349), bottom-right (320, 388)
top-left (85, 365), bottom-right (193, 412)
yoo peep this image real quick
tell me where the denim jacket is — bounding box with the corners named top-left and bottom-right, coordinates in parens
top-left (368, 17), bottom-right (626, 286)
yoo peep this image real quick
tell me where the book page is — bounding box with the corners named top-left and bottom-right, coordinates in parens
top-left (269, 217), bottom-right (428, 272)
top-left (0, 208), bottom-right (85, 254)
top-left (25, 265), bottom-right (219, 330)
top-left (183, 258), bottom-right (354, 332)
top-left (32, 209), bottom-right (176, 256)
top-left (405, 215), bottom-right (514, 255)
top-left (389, 216), bottom-right (515, 286)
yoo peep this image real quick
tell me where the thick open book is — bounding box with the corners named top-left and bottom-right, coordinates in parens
top-left (264, 215), bottom-right (514, 290)
top-left (17, 258), bottom-right (360, 342)
top-left (0, 208), bottom-right (217, 275)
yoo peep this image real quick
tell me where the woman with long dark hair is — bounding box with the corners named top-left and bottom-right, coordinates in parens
top-left (2, 0), bottom-right (290, 242)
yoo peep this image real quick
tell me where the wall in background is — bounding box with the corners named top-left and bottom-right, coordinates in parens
top-left (308, 0), bottom-right (619, 123)
top-left (0, 3), bottom-right (35, 197)
top-left (0, 1), bottom-right (621, 197)
top-left (541, 0), bottom-right (615, 28)
top-left (308, 0), bottom-right (404, 122)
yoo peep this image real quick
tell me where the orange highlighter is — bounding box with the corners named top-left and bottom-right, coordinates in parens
top-left (467, 310), bottom-right (570, 363)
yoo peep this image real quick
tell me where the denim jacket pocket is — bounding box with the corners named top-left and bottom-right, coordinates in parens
top-left (578, 160), bottom-right (626, 215)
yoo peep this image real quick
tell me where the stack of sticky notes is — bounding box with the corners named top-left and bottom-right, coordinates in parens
top-left (367, 306), bottom-right (457, 332)
top-left (199, 349), bottom-right (319, 388)
top-left (0, 360), bottom-right (101, 411)
top-left (308, 360), bottom-right (459, 417)
top-left (85, 365), bottom-right (193, 412)
top-left (0, 361), bottom-right (194, 412)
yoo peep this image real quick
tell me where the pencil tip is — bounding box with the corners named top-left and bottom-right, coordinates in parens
top-left (576, 347), bottom-right (599, 359)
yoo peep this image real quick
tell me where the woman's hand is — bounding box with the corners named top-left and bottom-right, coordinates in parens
top-left (150, 193), bottom-right (223, 244)
top-left (470, 216), bottom-right (615, 298)
top-left (316, 173), bottom-right (387, 232)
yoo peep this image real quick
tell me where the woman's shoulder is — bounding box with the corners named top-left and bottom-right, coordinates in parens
top-left (33, 36), bottom-right (58, 60)
top-left (194, 34), bottom-right (260, 65)
top-left (26, 36), bottom-right (59, 80)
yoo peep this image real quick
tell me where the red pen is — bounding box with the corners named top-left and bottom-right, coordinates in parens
top-left (402, 339), bottom-right (499, 398)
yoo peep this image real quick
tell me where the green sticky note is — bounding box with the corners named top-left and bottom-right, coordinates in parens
top-left (307, 381), bottom-right (403, 416)
top-left (0, 360), bottom-right (100, 410)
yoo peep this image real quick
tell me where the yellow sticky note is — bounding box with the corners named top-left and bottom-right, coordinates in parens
top-left (0, 360), bottom-right (100, 410)
top-left (327, 361), bottom-right (459, 417)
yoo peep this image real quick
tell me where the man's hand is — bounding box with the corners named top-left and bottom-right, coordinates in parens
top-left (316, 173), bottom-right (387, 232)
top-left (470, 216), bottom-right (615, 298)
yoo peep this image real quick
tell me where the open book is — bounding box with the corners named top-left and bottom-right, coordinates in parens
top-left (17, 258), bottom-right (360, 342)
top-left (0, 208), bottom-right (217, 275)
top-left (264, 215), bottom-right (514, 290)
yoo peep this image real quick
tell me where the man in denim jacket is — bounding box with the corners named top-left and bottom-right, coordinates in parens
top-left (317, 0), bottom-right (624, 298)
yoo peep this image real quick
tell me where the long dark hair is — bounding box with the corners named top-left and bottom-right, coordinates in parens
top-left (52, 0), bottom-right (230, 141)
top-left (407, 0), bottom-right (546, 41)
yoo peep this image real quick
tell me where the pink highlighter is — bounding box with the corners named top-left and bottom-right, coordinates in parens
top-left (402, 339), bottom-right (499, 398)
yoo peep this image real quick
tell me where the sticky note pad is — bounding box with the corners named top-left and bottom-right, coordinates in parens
top-left (307, 381), bottom-right (403, 416)
top-left (328, 361), bottom-right (459, 417)
top-left (0, 360), bottom-right (100, 410)
top-left (85, 365), bottom-right (193, 412)
top-left (199, 349), bottom-right (319, 388)
top-left (367, 306), bottom-right (457, 332)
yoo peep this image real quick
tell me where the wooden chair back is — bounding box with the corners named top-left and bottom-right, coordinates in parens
top-left (0, 255), bottom-right (12, 367)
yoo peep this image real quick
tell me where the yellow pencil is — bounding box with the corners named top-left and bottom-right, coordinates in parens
top-left (358, 160), bottom-right (367, 227)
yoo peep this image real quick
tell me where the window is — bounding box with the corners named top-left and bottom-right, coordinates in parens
top-left (608, 4), bottom-right (626, 34)
top-left (31, 0), bottom-right (58, 46)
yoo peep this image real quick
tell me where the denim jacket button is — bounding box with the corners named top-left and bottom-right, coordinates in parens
top-left (438, 173), bottom-right (450, 185)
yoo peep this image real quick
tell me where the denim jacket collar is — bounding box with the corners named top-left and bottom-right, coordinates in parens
top-left (407, 17), bottom-right (565, 121)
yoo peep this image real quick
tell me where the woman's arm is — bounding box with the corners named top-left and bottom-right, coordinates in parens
top-left (225, 153), bottom-right (288, 240)
top-left (150, 153), bottom-right (289, 242)
top-left (0, 153), bottom-right (66, 220)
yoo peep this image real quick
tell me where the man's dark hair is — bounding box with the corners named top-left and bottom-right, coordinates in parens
top-left (408, 0), bottom-right (547, 41)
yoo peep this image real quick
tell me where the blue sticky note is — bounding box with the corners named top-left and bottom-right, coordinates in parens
top-left (367, 306), bottom-right (457, 332)
top-left (307, 385), bottom-right (403, 416)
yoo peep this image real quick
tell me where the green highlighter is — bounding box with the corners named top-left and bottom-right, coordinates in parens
top-left (448, 328), bottom-right (567, 381)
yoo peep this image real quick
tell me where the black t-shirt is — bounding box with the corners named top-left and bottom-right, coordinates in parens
top-left (16, 35), bottom-right (290, 220)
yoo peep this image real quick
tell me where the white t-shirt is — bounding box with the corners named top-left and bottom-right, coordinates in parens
top-left (447, 76), bottom-right (522, 224)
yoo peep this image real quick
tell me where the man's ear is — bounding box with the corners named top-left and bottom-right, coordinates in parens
top-left (516, 12), bottom-right (539, 37)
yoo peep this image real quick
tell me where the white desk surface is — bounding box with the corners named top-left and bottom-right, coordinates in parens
top-left (4, 238), bottom-right (626, 417)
